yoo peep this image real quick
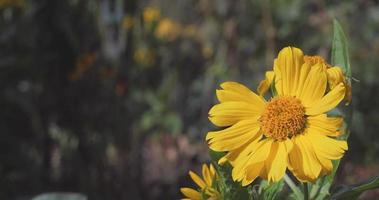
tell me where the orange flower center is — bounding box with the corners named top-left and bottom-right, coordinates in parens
top-left (260, 96), bottom-right (306, 140)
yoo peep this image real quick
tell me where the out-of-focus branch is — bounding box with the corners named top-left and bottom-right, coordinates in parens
top-left (261, 0), bottom-right (276, 67)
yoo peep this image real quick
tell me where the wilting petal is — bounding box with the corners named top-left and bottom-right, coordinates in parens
top-left (327, 66), bottom-right (352, 105)
top-left (257, 71), bottom-right (274, 96)
top-left (327, 67), bottom-right (345, 89)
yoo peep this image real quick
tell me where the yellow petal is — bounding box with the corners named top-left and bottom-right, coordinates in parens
top-left (307, 114), bottom-right (343, 137)
top-left (232, 139), bottom-right (272, 181)
top-left (289, 133), bottom-right (321, 182)
top-left (297, 63), bottom-right (327, 107)
top-left (327, 67), bottom-right (344, 89)
top-left (180, 187), bottom-right (201, 200)
top-left (218, 139), bottom-right (253, 165)
top-left (305, 83), bottom-right (345, 116)
top-left (257, 71), bottom-right (274, 96)
top-left (295, 62), bottom-right (312, 98)
top-left (209, 101), bottom-right (263, 127)
top-left (218, 81), bottom-right (266, 107)
top-left (189, 171), bottom-right (206, 189)
top-left (265, 140), bottom-right (292, 182)
top-left (318, 154), bottom-right (333, 176)
top-left (207, 119), bottom-right (261, 151)
top-left (202, 164), bottom-right (212, 186)
top-left (209, 164), bottom-right (216, 178)
top-left (241, 162), bottom-right (265, 186)
top-left (274, 47), bottom-right (304, 96)
top-left (307, 129), bottom-right (348, 160)
top-left (327, 67), bottom-right (352, 105)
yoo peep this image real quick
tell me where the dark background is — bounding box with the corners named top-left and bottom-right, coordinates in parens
top-left (0, 0), bottom-right (379, 199)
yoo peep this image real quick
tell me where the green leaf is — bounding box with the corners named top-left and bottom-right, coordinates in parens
top-left (309, 177), bottom-right (331, 200)
top-left (209, 149), bottom-right (250, 200)
top-left (331, 19), bottom-right (351, 80)
top-left (258, 179), bottom-right (285, 200)
top-left (283, 174), bottom-right (303, 200)
top-left (328, 18), bottom-right (352, 182)
top-left (329, 176), bottom-right (379, 200)
top-left (307, 19), bottom-right (353, 200)
top-left (209, 149), bottom-right (226, 163)
top-left (32, 193), bottom-right (87, 200)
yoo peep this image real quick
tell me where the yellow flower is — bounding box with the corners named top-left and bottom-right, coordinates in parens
top-left (133, 48), bottom-right (155, 67)
top-left (206, 47), bottom-right (348, 185)
top-left (258, 54), bottom-right (352, 104)
top-left (122, 16), bottom-right (134, 30)
top-left (181, 164), bottom-right (222, 200)
top-left (142, 6), bottom-right (161, 23)
top-left (155, 18), bottom-right (182, 41)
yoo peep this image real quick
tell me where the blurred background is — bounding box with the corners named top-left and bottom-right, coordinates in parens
top-left (1, 0), bottom-right (379, 199)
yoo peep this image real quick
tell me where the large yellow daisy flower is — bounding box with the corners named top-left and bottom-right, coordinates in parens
top-left (180, 163), bottom-right (221, 200)
top-left (206, 47), bottom-right (348, 186)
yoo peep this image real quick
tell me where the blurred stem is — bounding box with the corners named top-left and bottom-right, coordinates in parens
top-left (261, 0), bottom-right (276, 66)
top-left (284, 173), bottom-right (303, 200)
top-left (303, 183), bottom-right (309, 200)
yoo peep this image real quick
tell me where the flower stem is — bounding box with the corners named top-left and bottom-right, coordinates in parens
top-left (303, 182), bottom-right (309, 200)
top-left (284, 173), bottom-right (303, 200)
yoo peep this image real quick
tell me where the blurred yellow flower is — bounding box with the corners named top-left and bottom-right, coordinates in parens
top-left (180, 163), bottom-right (222, 200)
top-left (0, 0), bottom-right (25, 8)
top-left (201, 45), bottom-right (213, 59)
top-left (155, 18), bottom-right (182, 41)
top-left (122, 16), bottom-right (134, 30)
top-left (134, 48), bottom-right (155, 67)
top-left (142, 6), bottom-right (161, 23)
top-left (207, 47), bottom-right (348, 185)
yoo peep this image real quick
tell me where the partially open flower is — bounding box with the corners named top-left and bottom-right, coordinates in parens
top-left (180, 164), bottom-right (222, 200)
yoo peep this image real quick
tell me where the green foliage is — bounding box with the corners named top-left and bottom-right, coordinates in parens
top-left (329, 18), bottom-right (352, 182)
top-left (256, 180), bottom-right (285, 200)
top-left (209, 149), bottom-right (250, 200)
top-left (330, 176), bottom-right (379, 200)
top-left (331, 19), bottom-right (352, 80)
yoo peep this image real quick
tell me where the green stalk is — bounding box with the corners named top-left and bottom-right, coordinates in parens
top-left (303, 183), bottom-right (309, 200)
top-left (284, 173), bottom-right (303, 200)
